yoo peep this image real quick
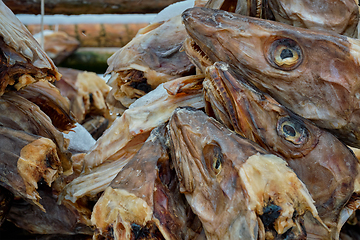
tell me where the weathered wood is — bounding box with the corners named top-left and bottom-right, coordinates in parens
top-left (4, 0), bottom-right (182, 15)
top-left (26, 23), bottom-right (148, 47)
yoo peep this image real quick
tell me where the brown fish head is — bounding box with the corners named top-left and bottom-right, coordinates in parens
top-left (182, 7), bottom-right (360, 148)
top-left (168, 107), bottom-right (326, 239)
top-left (203, 62), bottom-right (359, 233)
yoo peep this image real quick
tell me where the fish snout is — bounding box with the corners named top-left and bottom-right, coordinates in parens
top-left (182, 7), bottom-right (222, 31)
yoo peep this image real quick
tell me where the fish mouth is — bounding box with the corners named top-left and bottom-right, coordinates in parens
top-left (183, 37), bottom-right (213, 73)
top-left (203, 63), bottom-right (238, 131)
top-left (203, 62), bottom-right (263, 142)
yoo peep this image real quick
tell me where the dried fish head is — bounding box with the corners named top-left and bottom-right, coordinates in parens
top-left (92, 125), bottom-right (202, 240)
top-left (56, 69), bottom-right (111, 124)
top-left (205, 0), bottom-right (359, 37)
top-left (60, 75), bottom-right (204, 203)
top-left (203, 62), bottom-right (359, 238)
top-left (106, 14), bottom-right (195, 113)
top-left (0, 92), bottom-right (73, 210)
top-left (16, 80), bottom-right (76, 132)
top-left (168, 107), bottom-right (326, 239)
top-left (182, 7), bottom-right (360, 148)
top-left (0, 1), bottom-right (60, 95)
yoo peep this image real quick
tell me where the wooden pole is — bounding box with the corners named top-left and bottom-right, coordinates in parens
top-left (3, 0), bottom-right (183, 15)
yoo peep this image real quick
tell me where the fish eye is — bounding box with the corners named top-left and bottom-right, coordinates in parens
top-left (203, 143), bottom-right (223, 176)
top-left (213, 156), bottom-right (222, 174)
top-left (267, 38), bottom-right (302, 70)
top-left (277, 117), bottom-right (308, 145)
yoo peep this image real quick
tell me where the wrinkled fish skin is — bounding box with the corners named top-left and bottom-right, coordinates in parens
top-left (0, 126), bottom-right (61, 210)
top-left (15, 81), bottom-right (76, 132)
top-left (56, 69), bottom-right (111, 124)
top-left (105, 14), bottom-right (195, 113)
top-left (205, 0), bottom-right (359, 37)
top-left (168, 107), bottom-right (325, 240)
top-left (268, 0), bottom-right (359, 37)
top-left (7, 187), bottom-right (93, 235)
top-left (0, 92), bottom-right (72, 173)
top-left (0, 92), bottom-right (74, 211)
top-left (182, 7), bottom-right (360, 148)
top-left (202, 62), bottom-right (359, 238)
top-left (92, 125), bottom-right (202, 240)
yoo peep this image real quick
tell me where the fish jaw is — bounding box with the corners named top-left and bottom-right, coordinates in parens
top-left (168, 107), bottom-right (328, 239)
top-left (182, 7), bottom-right (360, 148)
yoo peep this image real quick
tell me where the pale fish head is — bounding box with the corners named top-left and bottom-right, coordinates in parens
top-left (168, 107), bottom-right (327, 239)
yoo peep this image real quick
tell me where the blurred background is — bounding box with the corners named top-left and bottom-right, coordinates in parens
top-left (4, 0), bottom-right (187, 74)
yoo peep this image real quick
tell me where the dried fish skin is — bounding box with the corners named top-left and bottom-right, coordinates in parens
top-left (56, 68), bottom-right (111, 124)
top-left (7, 188), bottom-right (93, 235)
top-left (81, 116), bottom-right (109, 140)
top-left (61, 76), bottom-right (203, 211)
top-left (15, 80), bottom-right (76, 132)
top-left (92, 126), bottom-right (202, 240)
top-left (205, 0), bottom-right (270, 18)
top-left (105, 14), bottom-right (195, 113)
top-left (203, 62), bottom-right (359, 237)
top-left (205, 0), bottom-right (359, 37)
top-left (0, 186), bottom-right (13, 226)
top-left (168, 107), bottom-right (325, 239)
top-left (0, 1), bottom-right (60, 95)
top-left (268, 0), bottom-right (359, 37)
top-left (60, 134), bottom-right (146, 203)
top-left (182, 7), bottom-right (360, 148)
top-left (0, 127), bottom-right (62, 210)
top-left (81, 75), bottom-right (204, 173)
top-left (0, 92), bottom-right (72, 173)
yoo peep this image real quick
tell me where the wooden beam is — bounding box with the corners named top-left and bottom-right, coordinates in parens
top-left (3, 0), bottom-right (182, 15)
top-left (26, 23), bottom-right (148, 48)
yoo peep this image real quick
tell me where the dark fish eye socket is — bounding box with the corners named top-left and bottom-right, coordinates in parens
top-left (277, 117), bottom-right (308, 145)
top-left (203, 143), bottom-right (223, 176)
top-left (267, 38), bottom-right (303, 70)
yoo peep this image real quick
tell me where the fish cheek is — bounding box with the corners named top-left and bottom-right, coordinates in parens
top-left (287, 135), bottom-right (357, 218)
